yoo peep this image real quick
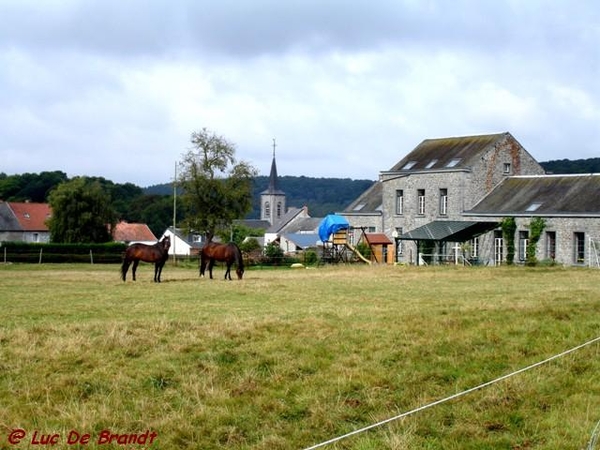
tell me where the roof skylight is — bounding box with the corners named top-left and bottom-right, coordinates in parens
top-left (425, 159), bottom-right (438, 169)
top-left (445, 158), bottom-right (461, 168)
top-left (526, 202), bottom-right (543, 212)
top-left (402, 161), bottom-right (417, 170)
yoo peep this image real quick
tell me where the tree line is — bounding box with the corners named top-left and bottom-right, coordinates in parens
top-left (2, 138), bottom-right (594, 243)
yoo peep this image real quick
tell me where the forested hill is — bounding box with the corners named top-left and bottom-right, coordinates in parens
top-left (146, 176), bottom-right (376, 218)
top-left (539, 158), bottom-right (600, 174)
top-left (145, 157), bottom-right (600, 218)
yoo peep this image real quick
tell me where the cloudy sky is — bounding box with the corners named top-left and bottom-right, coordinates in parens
top-left (1, 0), bottom-right (598, 187)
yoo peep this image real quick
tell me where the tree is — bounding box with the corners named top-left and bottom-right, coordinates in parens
top-left (501, 217), bottom-right (517, 265)
top-left (178, 128), bottom-right (257, 239)
top-left (47, 177), bottom-right (117, 243)
top-left (0, 171), bottom-right (68, 202)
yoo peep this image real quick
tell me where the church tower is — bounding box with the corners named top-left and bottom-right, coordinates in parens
top-left (261, 139), bottom-right (286, 226)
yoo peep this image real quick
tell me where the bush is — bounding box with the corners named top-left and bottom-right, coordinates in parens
top-left (0, 241), bottom-right (127, 263)
top-left (303, 249), bottom-right (318, 266)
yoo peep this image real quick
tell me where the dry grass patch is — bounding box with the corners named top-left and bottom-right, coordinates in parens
top-left (0, 263), bottom-right (599, 449)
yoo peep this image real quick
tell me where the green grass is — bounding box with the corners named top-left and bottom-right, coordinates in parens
top-left (1, 263), bottom-right (599, 449)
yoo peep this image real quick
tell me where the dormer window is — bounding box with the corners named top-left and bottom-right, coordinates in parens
top-left (445, 158), bottom-right (461, 168)
top-left (402, 161), bottom-right (417, 170)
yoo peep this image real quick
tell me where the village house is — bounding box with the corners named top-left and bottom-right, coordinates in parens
top-left (112, 221), bottom-right (157, 245)
top-left (0, 201), bottom-right (52, 243)
top-left (341, 132), bottom-right (600, 267)
top-left (160, 226), bottom-right (204, 257)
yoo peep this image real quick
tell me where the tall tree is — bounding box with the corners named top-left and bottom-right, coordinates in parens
top-left (47, 177), bottom-right (117, 243)
top-left (179, 128), bottom-right (257, 240)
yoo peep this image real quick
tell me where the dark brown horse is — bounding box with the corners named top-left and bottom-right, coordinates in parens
top-left (121, 236), bottom-right (171, 282)
top-left (200, 241), bottom-right (244, 280)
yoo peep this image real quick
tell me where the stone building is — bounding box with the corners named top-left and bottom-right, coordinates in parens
top-left (342, 132), bottom-right (600, 266)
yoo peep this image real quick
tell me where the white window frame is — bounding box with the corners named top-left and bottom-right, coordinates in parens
top-left (395, 190), bottom-right (404, 215)
top-left (417, 189), bottom-right (425, 215)
top-left (439, 188), bottom-right (448, 216)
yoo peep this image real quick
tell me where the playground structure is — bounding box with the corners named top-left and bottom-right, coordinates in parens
top-left (318, 215), bottom-right (371, 264)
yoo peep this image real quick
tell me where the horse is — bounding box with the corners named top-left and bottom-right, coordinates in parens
top-left (121, 236), bottom-right (171, 282)
top-left (199, 241), bottom-right (244, 280)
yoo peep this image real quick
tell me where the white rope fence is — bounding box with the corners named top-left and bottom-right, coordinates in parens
top-left (303, 335), bottom-right (600, 450)
top-left (588, 418), bottom-right (600, 450)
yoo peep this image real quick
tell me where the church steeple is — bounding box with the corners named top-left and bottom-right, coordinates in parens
top-left (261, 139), bottom-right (286, 226)
top-left (268, 139), bottom-right (279, 192)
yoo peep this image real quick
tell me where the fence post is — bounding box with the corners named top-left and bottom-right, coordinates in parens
top-left (90, 249), bottom-right (94, 265)
top-left (39, 248), bottom-right (43, 264)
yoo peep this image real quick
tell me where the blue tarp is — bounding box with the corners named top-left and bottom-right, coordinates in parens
top-left (318, 214), bottom-right (349, 242)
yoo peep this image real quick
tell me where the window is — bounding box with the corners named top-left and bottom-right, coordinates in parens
top-left (439, 188), bottom-right (448, 215)
top-left (446, 158), bottom-right (461, 168)
top-left (264, 201), bottom-right (270, 218)
top-left (504, 163), bottom-right (511, 174)
top-left (276, 202), bottom-right (282, 218)
top-left (417, 189), bottom-right (425, 215)
top-left (494, 230), bottom-right (503, 265)
top-left (471, 237), bottom-right (479, 258)
top-left (526, 202), bottom-right (542, 212)
top-left (394, 227), bottom-right (403, 257)
top-left (574, 232), bottom-right (585, 264)
top-left (402, 161), bottom-right (417, 170)
top-left (425, 159), bottom-right (438, 169)
top-left (545, 231), bottom-right (556, 260)
top-left (519, 230), bottom-right (529, 262)
top-left (395, 190), bottom-right (404, 215)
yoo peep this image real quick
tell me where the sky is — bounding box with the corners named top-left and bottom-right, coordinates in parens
top-left (1, 0), bottom-right (599, 187)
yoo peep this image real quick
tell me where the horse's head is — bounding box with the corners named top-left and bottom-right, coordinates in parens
top-left (161, 236), bottom-right (171, 251)
top-left (235, 267), bottom-right (244, 280)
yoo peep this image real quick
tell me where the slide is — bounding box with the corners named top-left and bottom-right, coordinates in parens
top-left (345, 242), bottom-right (372, 264)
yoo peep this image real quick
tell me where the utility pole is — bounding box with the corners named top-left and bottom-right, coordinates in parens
top-left (172, 161), bottom-right (177, 265)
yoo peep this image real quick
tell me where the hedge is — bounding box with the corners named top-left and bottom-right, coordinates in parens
top-left (0, 242), bottom-right (127, 264)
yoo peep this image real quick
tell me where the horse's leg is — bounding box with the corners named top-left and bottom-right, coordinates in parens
top-left (156, 260), bottom-right (165, 283)
top-left (208, 259), bottom-right (215, 279)
top-left (132, 259), bottom-right (139, 281)
top-left (154, 262), bottom-right (159, 282)
top-left (121, 259), bottom-right (130, 281)
top-left (199, 256), bottom-right (206, 277)
top-left (224, 262), bottom-right (231, 280)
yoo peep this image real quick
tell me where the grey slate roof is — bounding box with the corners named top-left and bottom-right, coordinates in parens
top-left (466, 174), bottom-right (600, 216)
top-left (388, 132), bottom-right (511, 172)
top-left (343, 181), bottom-right (382, 213)
top-left (281, 217), bottom-right (321, 234)
top-left (281, 233), bottom-right (320, 249)
top-left (399, 221), bottom-right (499, 242)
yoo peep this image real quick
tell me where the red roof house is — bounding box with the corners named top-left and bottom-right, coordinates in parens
top-left (113, 221), bottom-right (158, 245)
top-left (0, 201), bottom-right (52, 243)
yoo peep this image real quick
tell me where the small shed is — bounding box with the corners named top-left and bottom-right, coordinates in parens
top-left (362, 232), bottom-right (394, 264)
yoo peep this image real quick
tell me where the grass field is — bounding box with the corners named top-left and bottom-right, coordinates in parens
top-left (1, 262), bottom-right (599, 449)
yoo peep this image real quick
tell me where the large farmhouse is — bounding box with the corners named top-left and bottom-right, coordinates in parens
top-left (342, 132), bottom-right (600, 267)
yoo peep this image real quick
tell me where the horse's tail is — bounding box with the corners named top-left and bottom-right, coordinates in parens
top-left (233, 243), bottom-right (244, 272)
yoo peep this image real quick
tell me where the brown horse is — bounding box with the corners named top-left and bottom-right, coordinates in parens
top-left (200, 241), bottom-right (244, 280)
top-left (121, 236), bottom-right (171, 282)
